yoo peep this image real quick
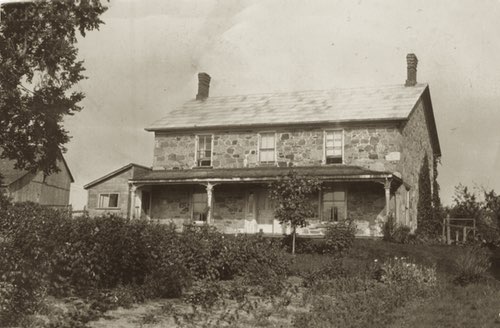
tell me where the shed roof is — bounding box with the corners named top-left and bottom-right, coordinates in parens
top-left (130, 165), bottom-right (397, 184)
top-left (146, 83), bottom-right (428, 131)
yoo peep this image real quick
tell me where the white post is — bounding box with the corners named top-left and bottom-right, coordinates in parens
top-left (384, 179), bottom-right (391, 216)
top-left (206, 183), bottom-right (214, 224)
top-left (129, 185), bottom-right (137, 219)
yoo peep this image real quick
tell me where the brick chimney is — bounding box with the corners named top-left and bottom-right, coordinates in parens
top-left (405, 53), bottom-right (418, 87)
top-left (196, 72), bottom-right (211, 100)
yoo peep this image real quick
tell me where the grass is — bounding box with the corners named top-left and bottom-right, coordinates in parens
top-left (291, 239), bottom-right (500, 328)
top-left (41, 239), bottom-right (500, 327)
top-left (389, 280), bottom-right (500, 328)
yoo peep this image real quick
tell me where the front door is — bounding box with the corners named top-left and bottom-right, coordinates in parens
top-left (256, 190), bottom-right (274, 233)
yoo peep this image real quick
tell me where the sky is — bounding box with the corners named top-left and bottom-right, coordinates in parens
top-left (62, 0), bottom-right (500, 210)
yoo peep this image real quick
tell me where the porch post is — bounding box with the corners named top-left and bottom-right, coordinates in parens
top-left (384, 179), bottom-right (391, 216)
top-left (206, 182), bottom-right (214, 224)
top-left (129, 185), bottom-right (137, 219)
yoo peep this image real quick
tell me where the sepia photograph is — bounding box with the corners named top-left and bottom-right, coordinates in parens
top-left (1, 0), bottom-right (500, 327)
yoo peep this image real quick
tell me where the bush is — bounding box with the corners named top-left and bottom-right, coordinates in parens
top-left (382, 214), bottom-right (413, 244)
top-left (179, 225), bottom-right (290, 281)
top-left (321, 220), bottom-right (356, 255)
top-left (301, 258), bottom-right (346, 288)
top-left (454, 246), bottom-right (491, 285)
top-left (143, 263), bottom-right (191, 299)
top-left (375, 257), bottom-right (437, 290)
top-left (392, 225), bottom-right (412, 244)
top-left (0, 201), bottom-right (292, 325)
top-left (294, 257), bottom-right (438, 328)
top-left (281, 234), bottom-right (318, 254)
top-left (0, 201), bottom-right (68, 325)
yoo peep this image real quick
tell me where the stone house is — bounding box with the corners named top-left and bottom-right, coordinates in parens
top-left (85, 53), bottom-right (441, 237)
top-left (0, 154), bottom-right (74, 208)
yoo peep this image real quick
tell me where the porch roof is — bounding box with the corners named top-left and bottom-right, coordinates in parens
top-left (130, 165), bottom-right (398, 184)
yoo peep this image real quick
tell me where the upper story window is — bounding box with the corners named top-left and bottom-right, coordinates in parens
top-left (196, 135), bottom-right (213, 167)
top-left (98, 193), bottom-right (119, 208)
top-left (259, 132), bottom-right (276, 163)
top-left (325, 130), bottom-right (343, 164)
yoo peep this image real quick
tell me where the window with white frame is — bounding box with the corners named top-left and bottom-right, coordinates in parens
top-left (325, 130), bottom-right (343, 164)
top-left (196, 135), bottom-right (212, 167)
top-left (259, 133), bottom-right (276, 163)
top-left (98, 193), bottom-right (119, 208)
top-left (321, 189), bottom-right (346, 222)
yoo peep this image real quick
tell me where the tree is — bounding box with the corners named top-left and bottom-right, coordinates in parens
top-left (449, 184), bottom-right (481, 219)
top-left (416, 154), bottom-right (438, 236)
top-left (268, 171), bottom-right (321, 254)
top-left (432, 156), bottom-right (444, 227)
top-left (0, 0), bottom-right (107, 176)
top-left (448, 184), bottom-right (500, 245)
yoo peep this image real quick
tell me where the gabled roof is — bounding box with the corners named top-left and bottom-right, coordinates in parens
top-left (146, 83), bottom-right (429, 131)
top-left (0, 157), bottom-right (29, 186)
top-left (0, 153), bottom-right (74, 186)
top-left (84, 163), bottom-right (150, 190)
top-left (130, 165), bottom-right (397, 184)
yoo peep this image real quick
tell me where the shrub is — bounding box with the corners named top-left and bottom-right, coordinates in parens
top-left (143, 263), bottom-right (192, 299)
top-left (0, 201), bottom-right (68, 325)
top-left (301, 258), bottom-right (346, 288)
top-left (382, 213), bottom-right (397, 242)
top-left (375, 257), bottom-right (437, 291)
top-left (392, 225), bottom-right (412, 244)
top-left (294, 257), bottom-right (438, 328)
top-left (281, 234), bottom-right (317, 254)
top-left (454, 246), bottom-right (491, 285)
top-left (321, 220), bottom-right (356, 255)
top-left (179, 226), bottom-right (290, 281)
top-left (382, 214), bottom-right (413, 244)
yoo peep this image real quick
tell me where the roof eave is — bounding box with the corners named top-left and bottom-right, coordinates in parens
top-left (144, 117), bottom-right (407, 133)
top-left (84, 163), bottom-right (151, 189)
top-left (129, 174), bottom-right (394, 185)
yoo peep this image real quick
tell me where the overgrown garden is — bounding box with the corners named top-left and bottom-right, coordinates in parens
top-left (2, 182), bottom-right (500, 327)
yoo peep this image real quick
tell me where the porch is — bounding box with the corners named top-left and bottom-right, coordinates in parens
top-left (128, 166), bottom-right (408, 237)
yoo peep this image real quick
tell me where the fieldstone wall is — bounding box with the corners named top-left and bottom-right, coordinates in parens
top-left (150, 185), bottom-right (193, 228)
top-left (344, 126), bottom-right (402, 172)
top-left (276, 130), bottom-right (324, 166)
top-left (153, 124), bottom-right (404, 170)
top-left (212, 132), bottom-right (258, 168)
top-left (399, 99), bottom-right (434, 224)
top-left (153, 133), bottom-right (196, 169)
top-left (212, 185), bottom-right (246, 233)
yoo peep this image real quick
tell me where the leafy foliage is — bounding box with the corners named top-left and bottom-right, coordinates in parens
top-left (432, 157), bottom-right (444, 228)
top-left (294, 256), bottom-right (437, 328)
top-left (447, 184), bottom-right (500, 245)
top-left (322, 220), bottom-right (356, 255)
top-left (0, 199), bottom-right (292, 325)
top-left (269, 171), bottom-right (322, 254)
top-left (382, 213), bottom-right (413, 244)
top-left (0, 0), bottom-right (107, 175)
top-left (454, 246), bottom-right (491, 285)
top-left (416, 154), bottom-right (439, 236)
